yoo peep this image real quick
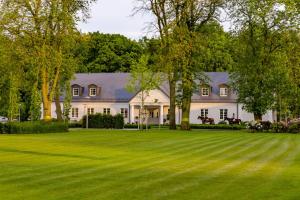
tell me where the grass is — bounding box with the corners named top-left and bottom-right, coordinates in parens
top-left (0, 129), bottom-right (300, 200)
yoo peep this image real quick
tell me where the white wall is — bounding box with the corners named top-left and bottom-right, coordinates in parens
top-left (50, 102), bottom-right (130, 123)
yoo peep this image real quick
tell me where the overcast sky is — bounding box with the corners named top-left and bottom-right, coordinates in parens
top-left (77, 0), bottom-right (231, 40)
top-left (77, 0), bottom-right (154, 39)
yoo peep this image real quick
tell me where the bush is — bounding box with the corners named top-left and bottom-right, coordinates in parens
top-left (68, 122), bottom-right (82, 128)
top-left (0, 123), bottom-right (3, 134)
top-left (82, 113), bottom-right (124, 129)
top-left (272, 122), bottom-right (288, 133)
top-left (287, 122), bottom-right (300, 133)
top-left (124, 124), bottom-right (152, 129)
top-left (190, 124), bottom-right (245, 130)
top-left (2, 121), bottom-right (68, 134)
top-left (218, 121), bottom-right (227, 125)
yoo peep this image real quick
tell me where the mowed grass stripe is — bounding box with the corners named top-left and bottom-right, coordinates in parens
top-left (0, 132), bottom-right (231, 185)
top-left (2, 131), bottom-right (244, 191)
top-left (1, 130), bottom-right (300, 200)
top-left (149, 137), bottom-right (283, 199)
top-left (68, 133), bottom-right (269, 198)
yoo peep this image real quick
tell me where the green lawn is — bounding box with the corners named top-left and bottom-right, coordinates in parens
top-left (0, 129), bottom-right (300, 200)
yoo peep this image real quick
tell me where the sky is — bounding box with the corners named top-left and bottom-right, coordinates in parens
top-left (77, 0), bottom-right (154, 39)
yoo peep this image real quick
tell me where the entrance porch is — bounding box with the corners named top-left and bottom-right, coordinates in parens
top-left (129, 105), bottom-right (169, 125)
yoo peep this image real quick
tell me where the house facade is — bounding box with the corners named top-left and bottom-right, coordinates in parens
top-left (48, 72), bottom-right (275, 124)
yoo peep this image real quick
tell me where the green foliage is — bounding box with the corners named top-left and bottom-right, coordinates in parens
top-left (75, 32), bottom-right (143, 72)
top-left (190, 124), bottom-right (245, 130)
top-left (123, 124), bottom-right (152, 129)
top-left (30, 84), bottom-right (42, 121)
top-left (1, 121), bottom-right (68, 134)
top-left (82, 113), bottom-right (124, 129)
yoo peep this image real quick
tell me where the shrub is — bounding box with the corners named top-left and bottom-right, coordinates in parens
top-left (124, 124), bottom-right (151, 129)
top-left (82, 113), bottom-right (124, 129)
top-left (68, 122), bottom-right (82, 128)
top-left (218, 121), bottom-right (227, 125)
top-left (2, 121), bottom-right (68, 134)
top-left (0, 123), bottom-right (3, 134)
top-left (287, 122), bottom-right (300, 133)
top-left (272, 122), bottom-right (288, 133)
top-left (190, 124), bottom-right (245, 130)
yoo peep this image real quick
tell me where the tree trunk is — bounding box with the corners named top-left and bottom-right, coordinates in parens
top-left (181, 70), bottom-right (193, 130)
top-left (181, 88), bottom-right (192, 130)
top-left (42, 68), bottom-right (52, 121)
top-left (169, 78), bottom-right (177, 130)
top-left (55, 90), bottom-right (63, 121)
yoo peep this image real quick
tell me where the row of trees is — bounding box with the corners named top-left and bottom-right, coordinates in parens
top-left (0, 0), bottom-right (299, 130)
top-left (133, 0), bottom-right (299, 130)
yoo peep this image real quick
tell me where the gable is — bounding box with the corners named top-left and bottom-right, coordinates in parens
top-left (130, 89), bottom-right (170, 104)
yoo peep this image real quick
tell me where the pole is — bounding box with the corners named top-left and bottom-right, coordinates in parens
top-left (86, 106), bottom-right (89, 129)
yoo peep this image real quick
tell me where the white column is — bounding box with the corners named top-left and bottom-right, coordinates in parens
top-left (130, 105), bottom-right (135, 124)
top-left (160, 105), bottom-right (164, 125)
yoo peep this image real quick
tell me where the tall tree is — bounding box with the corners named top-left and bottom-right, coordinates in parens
top-left (228, 0), bottom-right (300, 120)
top-left (0, 0), bottom-right (96, 121)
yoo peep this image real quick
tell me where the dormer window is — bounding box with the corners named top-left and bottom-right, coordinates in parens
top-left (201, 88), bottom-right (209, 96)
top-left (220, 87), bottom-right (228, 97)
top-left (73, 88), bottom-right (79, 96)
top-left (89, 87), bottom-right (97, 96)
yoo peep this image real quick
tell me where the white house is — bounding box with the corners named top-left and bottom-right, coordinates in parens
top-left (48, 72), bottom-right (275, 124)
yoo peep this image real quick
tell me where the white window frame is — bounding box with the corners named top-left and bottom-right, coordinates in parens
top-left (87, 108), bottom-right (94, 115)
top-left (89, 88), bottom-right (97, 96)
top-left (121, 108), bottom-right (128, 118)
top-left (220, 109), bottom-right (228, 120)
top-left (220, 87), bottom-right (228, 97)
top-left (201, 88), bottom-right (209, 96)
top-left (103, 108), bottom-right (111, 115)
top-left (73, 88), bottom-right (79, 96)
top-left (200, 109), bottom-right (208, 117)
top-left (71, 108), bottom-right (79, 118)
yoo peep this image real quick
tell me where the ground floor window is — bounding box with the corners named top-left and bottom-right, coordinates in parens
top-left (200, 109), bottom-right (208, 117)
top-left (72, 108), bottom-right (79, 118)
top-left (88, 108), bottom-right (94, 115)
top-left (220, 109), bottom-right (228, 120)
top-left (103, 108), bottom-right (111, 115)
top-left (121, 108), bottom-right (128, 118)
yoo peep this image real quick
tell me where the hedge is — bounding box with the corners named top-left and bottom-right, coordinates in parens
top-left (190, 124), bottom-right (245, 130)
top-left (0, 121), bottom-right (68, 134)
top-left (124, 124), bottom-right (152, 129)
top-left (82, 113), bottom-right (124, 129)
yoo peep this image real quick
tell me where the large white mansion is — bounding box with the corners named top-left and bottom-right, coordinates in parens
top-left (49, 72), bottom-right (275, 124)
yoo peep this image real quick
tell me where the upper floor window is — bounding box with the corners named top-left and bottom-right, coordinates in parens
top-left (200, 109), bottom-right (208, 117)
top-left (201, 88), bottom-right (209, 96)
top-left (220, 87), bottom-right (228, 97)
top-left (103, 108), bottom-right (111, 115)
top-left (89, 88), bottom-right (97, 96)
top-left (73, 88), bottom-right (79, 96)
top-left (121, 108), bottom-right (128, 118)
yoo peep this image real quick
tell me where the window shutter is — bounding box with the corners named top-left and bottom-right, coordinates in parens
top-left (97, 87), bottom-right (101, 96)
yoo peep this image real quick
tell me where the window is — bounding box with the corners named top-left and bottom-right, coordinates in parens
top-left (71, 108), bottom-right (79, 118)
top-left (103, 108), bottom-right (111, 115)
top-left (200, 109), bottom-right (208, 117)
top-left (73, 88), bottom-right (79, 96)
top-left (87, 108), bottom-right (94, 115)
top-left (89, 88), bottom-right (97, 96)
top-left (220, 87), bottom-right (228, 96)
top-left (220, 109), bottom-right (228, 120)
top-left (201, 88), bottom-right (209, 96)
top-left (121, 108), bottom-right (128, 118)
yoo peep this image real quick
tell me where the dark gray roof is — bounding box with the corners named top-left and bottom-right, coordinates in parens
top-left (69, 72), bottom-right (237, 103)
